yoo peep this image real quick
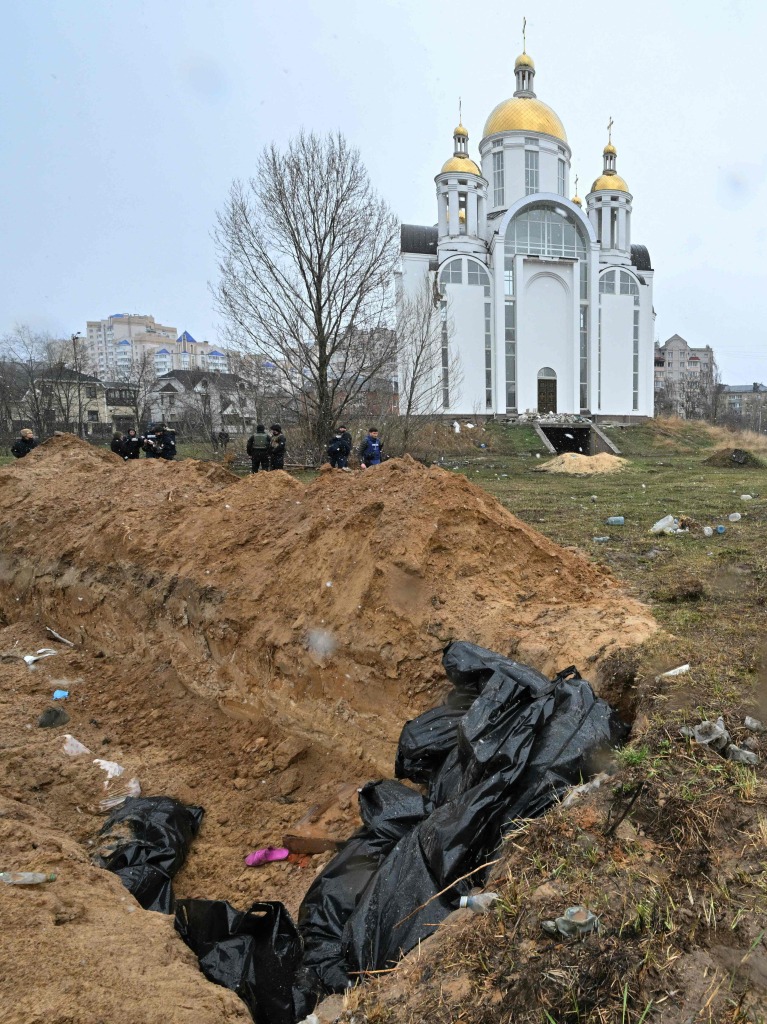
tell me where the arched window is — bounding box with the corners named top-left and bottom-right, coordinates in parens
top-left (439, 258), bottom-right (462, 285)
top-left (537, 366), bottom-right (556, 379)
top-left (505, 202), bottom-right (588, 260)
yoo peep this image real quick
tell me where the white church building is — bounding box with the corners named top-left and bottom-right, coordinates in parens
top-left (398, 49), bottom-right (655, 419)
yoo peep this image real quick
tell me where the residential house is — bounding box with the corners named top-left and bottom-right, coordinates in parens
top-left (146, 370), bottom-right (258, 436)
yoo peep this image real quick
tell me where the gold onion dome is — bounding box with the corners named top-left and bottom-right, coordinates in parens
top-left (483, 97), bottom-right (567, 141)
top-left (514, 52), bottom-right (535, 69)
top-left (440, 154), bottom-right (481, 175)
top-left (603, 142), bottom-right (617, 155)
top-left (454, 123), bottom-right (469, 137)
top-left (590, 173), bottom-right (630, 193)
top-left (572, 194), bottom-right (582, 206)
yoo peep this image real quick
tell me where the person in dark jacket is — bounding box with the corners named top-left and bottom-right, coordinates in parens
top-left (156, 425), bottom-right (176, 460)
top-left (338, 425), bottom-right (352, 450)
top-left (358, 428), bottom-right (383, 468)
top-left (11, 428), bottom-right (37, 459)
top-left (142, 428), bottom-right (160, 458)
top-left (110, 431), bottom-right (125, 457)
top-left (123, 428), bottom-right (142, 460)
top-left (246, 423), bottom-right (270, 473)
top-left (269, 424), bottom-right (286, 471)
top-left (327, 430), bottom-right (350, 469)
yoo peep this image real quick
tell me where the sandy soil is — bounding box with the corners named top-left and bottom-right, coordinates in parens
top-left (536, 452), bottom-right (628, 475)
top-left (0, 437), bottom-right (657, 1021)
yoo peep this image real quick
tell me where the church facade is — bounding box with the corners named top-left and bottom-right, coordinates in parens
top-left (398, 50), bottom-right (655, 419)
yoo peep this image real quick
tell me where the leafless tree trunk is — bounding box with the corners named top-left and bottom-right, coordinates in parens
top-left (112, 350), bottom-right (157, 430)
top-left (213, 131), bottom-right (399, 452)
top-left (396, 276), bottom-right (462, 452)
top-left (0, 326), bottom-right (62, 437)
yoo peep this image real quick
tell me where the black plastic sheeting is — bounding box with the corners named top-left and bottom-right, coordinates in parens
top-left (297, 641), bottom-right (627, 1002)
top-left (98, 644), bottom-right (626, 1022)
top-left (97, 796), bottom-right (204, 913)
top-left (175, 899), bottom-right (301, 1024)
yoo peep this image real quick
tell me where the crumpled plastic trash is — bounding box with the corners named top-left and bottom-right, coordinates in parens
top-left (680, 717), bottom-right (731, 754)
top-left (63, 735), bottom-right (92, 756)
top-left (658, 664), bottom-right (690, 679)
top-left (23, 648), bottom-right (58, 666)
top-left (38, 706), bottom-right (69, 728)
top-left (244, 847), bottom-right (290, 867)
top-left (93, 759), bottom-right (124, 784)
top-left (745, 716), bottom-right (765, 733)
top-left (52, 689), bottom-right (69, 700)
top-left (542, 905), bottom-right (600, 938)
top-left (726, 744), bottom-right (759, 766)
top-left (99, 778), bottom-right (141, 812)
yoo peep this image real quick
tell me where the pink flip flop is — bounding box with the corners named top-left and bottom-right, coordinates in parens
top-left (244, 846), bottom-right (290, 867)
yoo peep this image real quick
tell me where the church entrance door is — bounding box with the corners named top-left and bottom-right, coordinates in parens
top-left (538, 377), bottom-right (557, 413)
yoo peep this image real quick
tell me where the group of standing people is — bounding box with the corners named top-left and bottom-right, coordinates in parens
top-left (111, 425), bottom-right (176, 461)
top-left (246, 424), bottom-right (286, 472)
top-left (326, 426), bottom-right (383, 470)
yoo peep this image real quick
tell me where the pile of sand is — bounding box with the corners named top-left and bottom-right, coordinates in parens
top-left (0, 436), bottom-right (656, 1020)
top-left (536, 452), bottom-right (628, 475)
top-left (703, 447), bottom-right (766, 469)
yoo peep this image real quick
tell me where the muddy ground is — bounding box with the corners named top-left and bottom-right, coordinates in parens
top-left (0, 437), bottom-right (658, 1022)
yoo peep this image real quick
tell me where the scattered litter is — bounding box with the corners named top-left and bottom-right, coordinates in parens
top-left (245, 847), bottom-right (290, 868)
top-left (0, 871), bottom-right (57, 886)
top-left (63, 735), bottom-right (92, 756)
top-left (591, 495), bottom-right (597, 502)
top-left (745, 716), bottom-right (765, 733)
top-left (542, 905), bottom-right (600, 938)
top-left (46, 627), bottom-right (74, 647)
top-left (742, 495), bottom-right (754, 501)
top-left (325, 581), bottom-right (332, 588)
top-left (306, 629), bottom-right (337, 659)
top-left (561, 772), bottom-right (611, 808)
top-left (93, 759), bottom-right (124, 784)
top-left (606, 516), bottom-right (624, 526)
top-left (703, 526), bottom-right (713, 537)
top-left (23, 648), bottom-right (57, 666)
top-left (459, 893), bottom-right (499, 914)
top-left (728, 512), bottom-right (742, 522)
top-left (52, 689), bottom-right (69, 700)
top-left (658, 664), bottom-right (690, 679)
top-left (726, 744), bottom-right (759, 766)
top-left (716, 525), bottom-right (726, 534)
top-left (37, 706), bottom-right (69, 729)
top-left (564, 433), bottom-right (574, 439)
top-left (650, 515), bottom-right (676, 535)
top-left (681, 717), bottom-right (730, 754)
top-left (593, 536), bottom-right (610, 543)
top-left (99, 778), bottom-right (141, 812)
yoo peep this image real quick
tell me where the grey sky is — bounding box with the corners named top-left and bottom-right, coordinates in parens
top-left (1, 0), bottom-right (765, 382)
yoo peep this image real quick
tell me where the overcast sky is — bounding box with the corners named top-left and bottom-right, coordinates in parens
top-left (1, 0), bottom-right (765, 382)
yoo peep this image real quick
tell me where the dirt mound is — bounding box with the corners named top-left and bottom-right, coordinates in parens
top-left (703, 446), bottom-right (766, 469)
top-left (0, 437), bottom-right (656, 1018)
top-left (536, 451), bottom-right (628, 475)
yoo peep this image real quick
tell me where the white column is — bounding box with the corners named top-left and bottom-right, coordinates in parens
top-left (437, 189), bottom-right (448, 237)
top-left (618, 207), bottom-right (627, 251)
top-left (448, 187), bottom-right (459, 238)
top-left (467, 191), bottom-right (478, 237)
top-left (625, 206), bottom-right (631, 252)
top-left (600, 206), bottom-right (609, 249)
top-left (572, 261), bottom-right (581, 412)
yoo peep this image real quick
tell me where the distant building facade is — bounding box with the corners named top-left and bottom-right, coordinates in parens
top-left (653, 334), bottom-right (716, 391)
top-left (721, 383), bottom-right (767, 427)
top-left (146, 370), bottom-right (256, 435)
top-left (85, 315), bottom-right (230, 376)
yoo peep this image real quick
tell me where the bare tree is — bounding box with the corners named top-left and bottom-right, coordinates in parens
top-left (396, 276), bottom-right (461, 452)
top-left (0, 325), bottom-right (62, 437)
top-left (213, 131), bottom-right (399, 451)
top-left (111, 349), bottom-right (156, 430)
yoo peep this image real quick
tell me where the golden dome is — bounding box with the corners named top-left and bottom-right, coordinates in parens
top-left (454, 123), bottom-right (469, 138)
top-left (572, 195), bottom-right (582, 206)
top-left (603, 142), bottom-right (617, 155)
top-left (514, 52), bottom-right (535, 70)
top-left (483, 97), bottom-right (567, 141)
top-left (440, 154), bottom-right (481, 175)
top-left (590, 173), bottom-right (630, 193)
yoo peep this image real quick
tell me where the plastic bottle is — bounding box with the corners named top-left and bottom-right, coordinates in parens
top-left (716, 525), bottom-right (726, 535)
top-left (728, 512), bottom-right (742, 522)
top-left (605, 516), bottom-right (624, 525)
top-left (459, 893), bottom-right (499, 914)
top-left (650, 514), bottom-right (675, 534)
top-left (592, 536), bottom-right (610, 543)
top-left (702, 526), bottom-right (713, 537)
top-left (0, 872), bottom-right (56, 885)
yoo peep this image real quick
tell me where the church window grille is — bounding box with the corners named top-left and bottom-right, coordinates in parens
top-left (467, 261), bottom-right (490, 288)
top-left (505, 301), bottom-right (517, 412)
top-left (492, 152), bottom-right (505, 206)
top-left (619, 271), bottom-right (640, 299)
top-left (599, 270), bottom-right (616, 294)
top-left (505, 203), bottom-right (587, 260)
top-left (557, 159), bottom-right (566, 197)
top-left (525, 150), bottom-right (539, 195)
top-left (633, 309), bottom-right (640, 410)
top-left (504, 256), bottom-right (514, 296)
top-left (440, 300), bottom-right (450, 408)
top-left (440, 259), bottom-right (462, 285)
